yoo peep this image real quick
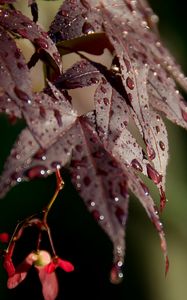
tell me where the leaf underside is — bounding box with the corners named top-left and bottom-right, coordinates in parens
top-left (1, 0), bottom-right (187, 282)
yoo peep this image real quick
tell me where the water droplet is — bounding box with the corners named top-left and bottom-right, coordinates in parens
top-left (92, 210), bottom-right (101, 221)
top-left (159, 141), bottom-right (165, 151)
top-left (53, 52), bottom-right (61, 64)
top-left (140, 182), bottom-right (149, 196)
top-left (34, 148), bottom-right (47, 160)
top-left (61, 10), bottom-right (69, 17)
top-left (14, 87), bottom-right (31, 104)
top-left (11, 172), bottom-right (22, 183)
top-left (25, 166), bottom-right (47, 179)
top-left (156, 126), bottom-right (160, 133)
top-left (35, 38), bottom-right (49, 49)
top-left (90, 77), bottom-right (99, 84)
top-left (103, 97), bottom-right (109, 105)
top-left (51, 161), bottom-right (61, 169)
top-left (82, 22), bottom-right (95, 34)
top-left (115, 206), bottom-right (127, 225)
top-left (160, 186), bottom-right (166, 213)
top-left (156, 115), bottom-right (160, 121)
top-left (110, 261), bottom-right (124, 284)
top-left (54, 109), bottom-right (62, 126)
top-left (131, 159), bottom-right (143, 172)
top-left (146, 164), bottom-right (162, 184)
top-left (100, 86), bottom-right (106, 93)
top-left (146, 145), bottom-right (156, 160)
top-left (126, 77), bottom-right (134, 90)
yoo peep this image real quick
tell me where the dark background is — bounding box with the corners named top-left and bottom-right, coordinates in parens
top-left (0, 0), bottom-right (187, 299)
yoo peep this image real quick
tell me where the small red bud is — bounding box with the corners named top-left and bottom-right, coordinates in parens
top-left (0, 233), bottom-right (10, 243)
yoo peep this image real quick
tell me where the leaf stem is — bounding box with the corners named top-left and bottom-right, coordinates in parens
top-left (43, 169), bottom-right (64, 222)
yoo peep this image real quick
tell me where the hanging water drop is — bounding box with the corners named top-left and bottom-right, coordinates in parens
top-left (110, 261), bottom-right (124, 284)
top-left (131, 159), bottom-right (143, 172)
top-left (26, 166), bottom-right (48, 179)
top-left (82, 22), bottom-right (95, 34)
top-left (146, 164), bottom-right (162, 184)
top-left (126, 77), bottom-right (135, 90)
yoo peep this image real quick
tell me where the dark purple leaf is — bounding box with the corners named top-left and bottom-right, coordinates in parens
top-left (0, 27), bottom-right (32, 110)
top-left (0, 8), bottom-right (62, 71)
top-left (55, 59), bottom-right (100, 89)
top-left (49, 0), bottom-right (102, 43)
top-left (70, 117), bottom-right (129, 265)
top-left (100, 4), bottom-right (170, 208)
top-left (22, 91), bottom-right (77, 149)
top-left (57, 33), bottom-right (113, 56)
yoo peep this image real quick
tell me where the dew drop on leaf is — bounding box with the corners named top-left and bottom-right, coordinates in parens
top-left (126, 77), bottom-right (135, 90)
top-left (25, 166), bottom-right (48, 179)
top-left (110, 261), bottom-right (124, 284)
top-left (159, 141), bottom-right (165, 151)
top-left (14, 87), bottom-right (31, 104)
top-left (146, 164), bottom-right (162, 184)
top-left (146, 145), bottom-right (156, 160)
top-left (131, 159), bottom-right (143, 172)
top-left (82, 22), bottom-right (95, 34)
top-left (140, 182), bottom-right (149, 196)
top-left (35, 38), bottom-right (49, 50)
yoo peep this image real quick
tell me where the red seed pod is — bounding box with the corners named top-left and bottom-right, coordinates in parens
top-left (3, 254), bottom-right (15, 277)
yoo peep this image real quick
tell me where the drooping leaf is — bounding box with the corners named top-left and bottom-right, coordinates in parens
top-left (49, 0), bottom-right (102, 43)
top-left (2, 0), bottom-right (187, 285)
top-left (0, 27), bottom-right (32, 110)
top-left (99, 4), bottom-right (170, 209)
top-left (0, 8), bottom-right (62, 71)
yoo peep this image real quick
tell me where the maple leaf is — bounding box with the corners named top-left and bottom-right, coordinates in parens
top-left (0, 6), bottom-right (62, 71)
top-left (1, 0), bottom-right (187, 289)
top-left (0, 27), bottom-right (31, 117)
top-left (0, 83), bottom-right (168, 279)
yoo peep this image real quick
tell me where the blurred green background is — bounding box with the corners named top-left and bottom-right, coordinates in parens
top-left (0, 0), bottom-right (187, 299)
